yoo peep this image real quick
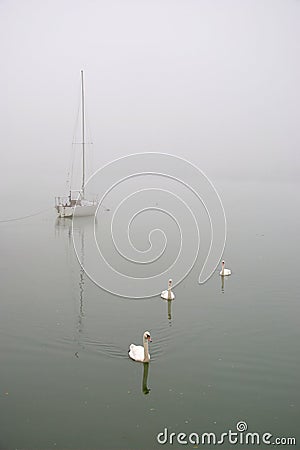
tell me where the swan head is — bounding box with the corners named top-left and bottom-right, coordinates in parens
top-left (143, 331), bottom-right (152, 342)
top-left (168, 278), bottom-right (173, 288)
top-left (222, 260), bottom-right (225, 265)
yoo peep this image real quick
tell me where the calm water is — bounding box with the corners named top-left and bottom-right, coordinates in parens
top-left (1, 180), bottom-right (299, 450)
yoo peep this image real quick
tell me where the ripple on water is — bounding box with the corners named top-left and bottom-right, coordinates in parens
top-left (57, 321), bottom-right (175, 361)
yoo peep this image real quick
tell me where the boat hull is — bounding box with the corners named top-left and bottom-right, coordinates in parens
top-left (56, 204), bottom-right (98, 218)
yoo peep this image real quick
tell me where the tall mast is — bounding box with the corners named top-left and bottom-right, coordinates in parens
top-left (81, 70), bottom-right (85, 197)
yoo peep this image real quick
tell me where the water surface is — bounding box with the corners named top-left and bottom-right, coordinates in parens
top-left (0, 180), bottom-right (299, 450)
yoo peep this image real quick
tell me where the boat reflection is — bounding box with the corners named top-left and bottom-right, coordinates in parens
top-left (55, 217), bottom-right (72, 240)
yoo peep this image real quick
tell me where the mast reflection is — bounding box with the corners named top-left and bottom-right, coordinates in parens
top-left (76, 229), bottom-right (85, 357)
top-left (55, 217), bottom-right (87, 358)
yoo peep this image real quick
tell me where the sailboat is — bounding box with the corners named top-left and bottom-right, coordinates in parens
top-left (55, 70), bottom-right (98, 218)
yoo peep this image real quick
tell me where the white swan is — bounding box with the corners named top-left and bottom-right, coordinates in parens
top-left (220, 260), bottom-right (231, 276)
top-left (161, 278), bottom-right (175, 300)
top-left (129, 331), bottom-right (152, 363)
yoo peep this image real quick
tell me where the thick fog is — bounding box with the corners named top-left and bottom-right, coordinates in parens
top-left (1, 0), bottom-right (299, 214)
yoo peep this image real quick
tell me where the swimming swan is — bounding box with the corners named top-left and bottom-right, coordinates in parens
top-left (129, 331), bottom-right (152, 363)
top-left (220, 260), bottom-right (231, 276)
top-left (161, 279), bottom-right (175, 300)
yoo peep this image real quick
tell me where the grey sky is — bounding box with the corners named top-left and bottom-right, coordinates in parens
top-left (1, 0), bottom-right (299, 211)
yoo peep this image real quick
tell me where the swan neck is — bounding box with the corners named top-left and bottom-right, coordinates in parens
top-left (143, 340), bottom-right (149, 362)
top-left (221, 263), bottom-right (224, 275)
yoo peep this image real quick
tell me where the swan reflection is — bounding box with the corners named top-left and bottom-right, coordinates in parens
top-left (142, 362), bottom-right (151, 395)
top-left (161, 296), bottom-right (173, 325)
top-left (221, 274), bottom-right (224, 293)
top-left (167, 299), bottom-right (172, 323)
top-left (220, 269), bottom-right (232, 293)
